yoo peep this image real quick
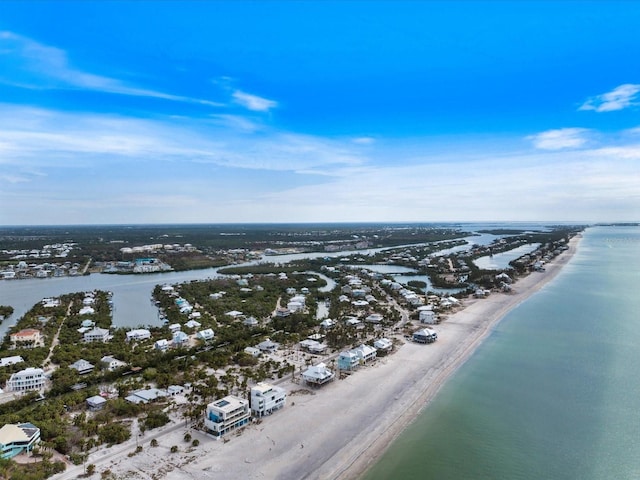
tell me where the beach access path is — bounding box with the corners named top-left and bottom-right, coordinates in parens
top-left (51, 235), bottom-right (581, 480)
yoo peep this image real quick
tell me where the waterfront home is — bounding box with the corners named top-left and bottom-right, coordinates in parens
top-left (374, 338), bottom-right (393, 352)
top-left (0, 356), bottom-right (24, 368)
top-left (413, 328), bottom-right (438, 344)
top-left (0, 423), bottom-right (40, 459)
top-left (168, 323), bottom-right (181, 333)
top-left (9, 329), bottom-right (42, 348)
top-left (126, 329), bottom-right (151, 342)
top-left (354, 344), bottom-right (377, 364)
top-left (338, 351), bottom-right (360, 371)
top-left (5, 367), bottom-right (46, 392)
top-left (101, 356), bottom-right (127, 372)
top-left (250, 382), bottom-right (287, 417)
top-left (257, 339), bottom-right (279, 353)
top-left (154, 339), bottom-right (170, 351)
top-left (86, 395), bottom-right (107, 411)
top-left (302, 363), bottom-right (335, 386)
top-left (419, 310), bottom-right (436, 324)
top-left (69, 359), bottom-right (94, 375)
top-left (204, 395), bottom-right (251, 437)
top-left (84, 327), bottom-right (110, 343)
top-left (197, 328), bottom-right (215, 342)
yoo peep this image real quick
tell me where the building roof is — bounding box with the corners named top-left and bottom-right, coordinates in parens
top-left (11, 329), bottom-right (40, 338)
top-left (0, 423), bottom-right (39, 446)
top-left (209, 395), bottom-right (248, 413)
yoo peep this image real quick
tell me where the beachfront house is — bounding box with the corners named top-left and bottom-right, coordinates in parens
top-left (302, 363), bottom-right (335, 386)
top-left (0, 423), bottom-right (40, 459)
top-left (354, 344), bottom-right (377, 364)
top-left (250, 382), bottom-right (287, 417)
top-left (413, 328), bottom-right (438, 344)
top-left (5, 367), bottom-right (46, 392)
top-left (204, 395), bottom-right (251, 437)
top-left (419, 310), bottom-right (436, 324)
top-left (374, 338), bottom-right (393, 353)
top-left (338, 351), bottom-right (360, 371)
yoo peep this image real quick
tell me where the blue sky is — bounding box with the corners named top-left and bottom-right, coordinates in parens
top-left (1, 1), bottom-right (639, 225)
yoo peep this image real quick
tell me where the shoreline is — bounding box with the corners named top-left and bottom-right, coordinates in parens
top-left (51, 234), bottom-right (581, 480)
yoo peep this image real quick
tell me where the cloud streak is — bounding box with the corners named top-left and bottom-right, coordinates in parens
top-left (527, 128), bottom-right (591, 150)
top-left (0, 31), bottom-right (222, 107)
top-left (232, 90), bottom-right (278, 112)
top-left (579, 84), bottom-right (640, 112)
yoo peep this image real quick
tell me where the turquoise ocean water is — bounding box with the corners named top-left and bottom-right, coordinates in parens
top-left (363, 226), bottom-right (640, 480)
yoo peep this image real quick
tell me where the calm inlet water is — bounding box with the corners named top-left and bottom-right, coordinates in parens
top-left (363, 226), bottom-right (640, 480)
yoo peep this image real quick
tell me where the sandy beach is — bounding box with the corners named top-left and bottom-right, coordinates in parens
top-left (52, 235), bottom-right (580, 480)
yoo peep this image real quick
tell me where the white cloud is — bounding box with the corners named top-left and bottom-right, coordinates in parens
top-left (527, 128), bottom-right (591, 150)
top-left (579, 84), bottom-right (640, 112)
top-left (232, 90), bottom-right (277, 112)
top-left (0, 105), bottom-right (363, 172)
top-left (0, 31), bottom-right (222, 107)
top-left (352, 137), bottom-right (375, 145)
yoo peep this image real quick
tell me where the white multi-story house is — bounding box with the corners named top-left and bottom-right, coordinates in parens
top-left (250, 382), bottom-right (286, 417)
top-left (6, 367), bottom-right (46, 392)
top-left (126, 329), bottom-right (151, 341)
top-left (101, 356), bottom-right (127, 372)
top-left (9, 329), bottom-right (42, 348)
top-left (196, 329), bottom-right (215, 342)
top-left (204, 395), bottom-right (251, 437)
top-left (353, 344), bottom-right (377, 364)
top-left (302, 363), bottom-right (335, 386)
top-left (84, 327), bottom-right (110, 343)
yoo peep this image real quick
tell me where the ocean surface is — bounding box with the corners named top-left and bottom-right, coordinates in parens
top-left (363, 225), bottom-right (640, 480)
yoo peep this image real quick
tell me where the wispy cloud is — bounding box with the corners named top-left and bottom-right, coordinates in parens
top-left (527, 128), bottom-right (591, 150)
top-left (0, 105), bottom-right (363, 172)
top-left (0, 31), bottom-right (222, 107)
top-left (232, 90), bottom-right (277, 112)
top-left (579, 84), bottom-right (640, 112)
top-left (352, 137), bottom-right (376, 145)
